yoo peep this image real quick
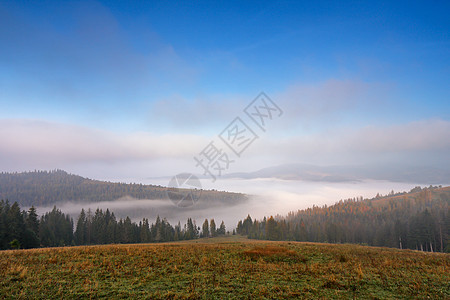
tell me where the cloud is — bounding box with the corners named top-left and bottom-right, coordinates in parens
top-left (0, 119), bottom-right (208, 166)
top-left (31, 178), bottom-right (423, 227)
top-left (349, 119), bottom-right (450, 152)
top-left (1, 116), bottom-right (447, 181)
top-left (271, 79), bottom-right (396, 132)
top-left (147, 93), bottom-right (249, 131)
top-left (278, 79), bottom-right (370, 116)
top-left (145, 79), bottom-right (391, 133)
top-left (246, 118), bottom-right (450, 166)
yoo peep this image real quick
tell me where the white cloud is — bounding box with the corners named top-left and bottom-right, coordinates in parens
top-left (0, 117), bottom-right (448, 179)
top-left (145, 79), bottom-right (391, 133)
top-left (350, 119), bottom-right (450, 152)
top-left (0, 119), bottom-right (208, 166)
top-left (246, 118), bottom-right (450, 166)
top-left (0, 78), bottom-right (447, 178)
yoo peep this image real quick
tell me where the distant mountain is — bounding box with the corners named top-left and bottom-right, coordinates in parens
top-left (225, 163), bottom-right (450, 184)
top-left (0, 170), bottom-right (246, 207)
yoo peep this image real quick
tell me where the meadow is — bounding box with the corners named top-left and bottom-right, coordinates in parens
top-left (1, 236), bottom-right (449, 299)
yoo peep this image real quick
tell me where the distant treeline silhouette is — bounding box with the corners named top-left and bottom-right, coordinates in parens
top-left (236, 186), bottom-right (450, 252)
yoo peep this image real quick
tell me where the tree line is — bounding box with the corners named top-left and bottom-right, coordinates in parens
top-left (236, 186), bottom-right (450, 252)
top-left (0, 200), bottom-right (227, 250)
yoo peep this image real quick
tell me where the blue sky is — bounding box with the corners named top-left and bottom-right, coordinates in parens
top-left (0, 0), bottom-right (449, 181)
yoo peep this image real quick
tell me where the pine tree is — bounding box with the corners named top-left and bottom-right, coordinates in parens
top-left (75, 209), bottom-right (86, 245)
top-left (186, 218), bottom-right (196, 240)
top-left (8, 202), bottom-right (25, 244)
top-left (39, 206), bottom-right (73, 247)
top-left (202, 219), bottom-right (210, 238)
top-left (218, 221), bottom-right (226, 235)
top-left (265, 216), bottom-right (278, 240)
top-left (26, 206), bottom-right (39, 237)
top-left (210, 219), bottom-right (216, 237)
top-left (242, 215), bottom-right (253, 235)
top-left (153, 216), bottom-right (162, 242)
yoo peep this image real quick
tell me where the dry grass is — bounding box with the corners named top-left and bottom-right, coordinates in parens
top-left (0, 236), bottom-right (448, 299)
top-left (243, 245), bottom-right (307, 264)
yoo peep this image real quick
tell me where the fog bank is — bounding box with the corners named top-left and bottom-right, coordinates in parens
top-left (31, 178), bottom-right (424, 230)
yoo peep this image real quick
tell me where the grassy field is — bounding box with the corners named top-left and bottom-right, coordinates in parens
top-left (0, 236), bottom-right (449, 299)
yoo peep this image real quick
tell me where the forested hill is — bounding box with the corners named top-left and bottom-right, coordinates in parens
top-left (237, 185), bottom-right (450, 252)
top-left (0, 170), bottom-right (246, 206)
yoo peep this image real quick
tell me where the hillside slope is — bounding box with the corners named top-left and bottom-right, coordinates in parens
top-left (0, 237), bottom-right (448, 298)
top-left (237, 186), bottom-right (450, 252)
top-left (0, 170), bottom-right (246, 206)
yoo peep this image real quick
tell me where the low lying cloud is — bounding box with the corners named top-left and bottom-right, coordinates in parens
top-left (31, 178), bottom-right (422, 229)
top-left (0, 117), bottom-right (448, 181)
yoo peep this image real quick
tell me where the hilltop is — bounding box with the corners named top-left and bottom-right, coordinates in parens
top-left (0, 170), bottom-right (246, 207)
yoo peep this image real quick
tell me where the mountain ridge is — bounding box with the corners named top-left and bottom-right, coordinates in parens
top-left (0, 170), bottom-right (246, 207)
top-left (223, 163), bottom-right (450, 184)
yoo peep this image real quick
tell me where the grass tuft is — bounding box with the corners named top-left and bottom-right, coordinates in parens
top-left (243, 245), bottom-right (307, 263)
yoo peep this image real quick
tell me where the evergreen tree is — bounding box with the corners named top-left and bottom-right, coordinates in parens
top-left (153, 216), bottom-right (162, 242)
top-left (210, 219), bottom-right (216, 237)
top-left (174, 221), bottom-right (182, 241)
top-left (105, 213), bottom-right (117, 244)
top-left (236, 220), bottom-right (243, 234)
top-left (265, 216), bottom-right (279, 240)
top-left (218, 221), bottom-right (226, 235)
top-left (26, 206), bottom-right (39, 237)
top-left (236, 186), bottom-right (449, 252)
top-left (202, 219), bottom-right (209, 238)
top-left (242, 215), bottom-right (253, 235)
top-left (8, 202), bottom-right (25, 245)
top-left (140, 218), bottom-right (150, 243)
top-left (0, 200), bottom-right (6, 249)
top-left (186, 218), bottom-right (197, 240)
top-left (39, 206), bottom-right (73, 247)
top-left (75, 209), bottom-right (86, 245)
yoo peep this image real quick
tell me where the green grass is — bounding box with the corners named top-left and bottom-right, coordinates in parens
top-left (1, 236), bottom-right (449, 299)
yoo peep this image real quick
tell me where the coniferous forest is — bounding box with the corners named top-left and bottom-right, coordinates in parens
top-left (0, 200), bottom-right (226, 250)
top-left (237, 186), bottom-right (450, 252)
top-left (1, 185), bottom-right (449, 252)
top-left (0, 170), bottom-right (246, 207)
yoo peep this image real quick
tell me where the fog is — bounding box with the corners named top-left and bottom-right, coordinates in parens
top-left (33, 178), bottom-right (421, 230)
